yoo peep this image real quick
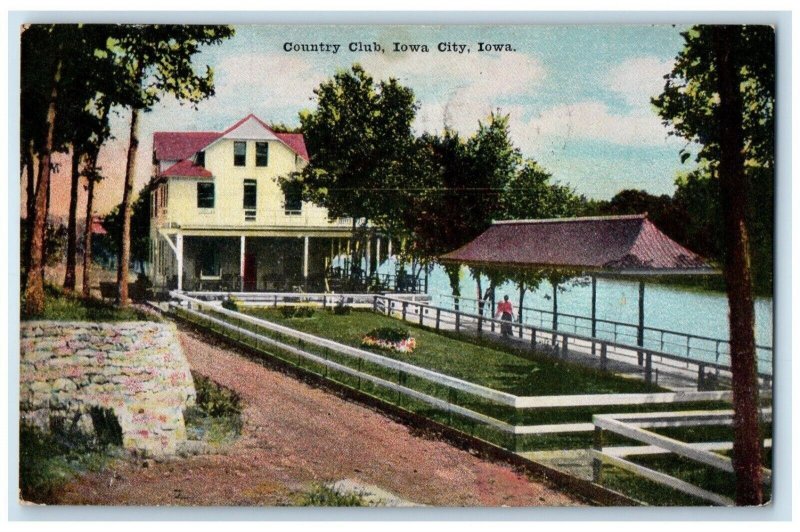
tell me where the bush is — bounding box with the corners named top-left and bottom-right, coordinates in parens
top-left (280, 305), bottom-right (315, 319)
top-left (19, 414), bottom-right (121, 503)
top-left (221, 296), bottom-right (240, 312)
top-left (185, 372), bottom-right (243, 445)
top-left (298, 484), bottom-right (366, 507)
top-left (332, 302), bottom-right (351, 315)
top-left (365, 326), bottom-right (411, 343)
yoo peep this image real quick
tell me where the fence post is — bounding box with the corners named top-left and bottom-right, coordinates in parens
top-left (645, 352), bottom-right (653, 384)
top-left (274, 294), bottom-right (278, 308)
top-left (592, 426), bottom-right (604, 483)
top-left (436, 308), bottom-right (441, 331)
top-left (387, 298), bottom-right (391, 316)
top-left (455, 311), bottom-right (460, 333)
top-left (530, 327), bottom-right (537, 348)
top-left (323, 295), bottom-right (327, 309)
top-left (698, 363), bottom-right (706, 391)
top-left (419, 304), bottom-right (424, 326)
top-left (562, 335), bottom-right (569, 358)
top-left (402, 301), bottom-right (408, 321)
top-left (600, 343), bottom-right (608, 371)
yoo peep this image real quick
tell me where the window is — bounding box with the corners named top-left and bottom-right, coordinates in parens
top-left (284, 183), bottom-right (302, 215)
top-left (255, 142), bottom-right (269, 167)
top-left (196, 151), bottom-right (205, 167)
top-left (197, 182), bottom-right (215, 209)
top-left (243, 179), bottom-right (257, 221)
top-left (199, 240), bottom-right (220, 278)
top-left (233, 141), bottom-right (246, 166)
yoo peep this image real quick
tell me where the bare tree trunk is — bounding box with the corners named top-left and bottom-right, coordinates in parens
top-left (117, 105), bottom-right (140, 307)
top-left (82, 152), bottom-right (100, 299)
top-left (713, 25), bottom-right (763, 506)
top-left (23, 57), bottom-right (62, 316)
top-left (23, 141), bottom-right (37, 278)
top-left (64, 147), bottom-right (82, 290)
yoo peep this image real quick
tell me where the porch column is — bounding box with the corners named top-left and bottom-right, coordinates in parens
top-left (387, 238), bottom-right (392, 258)
top-left (366, 239), bottom-right (372, 276)
top-left (176, 234), bottom-right (183, 291)
top-left (240, 235), bottom-right (246, 291)
top-left (376, 237), bottom-right (381, 267)
top-left (303, 235), bottom-right (309, 289)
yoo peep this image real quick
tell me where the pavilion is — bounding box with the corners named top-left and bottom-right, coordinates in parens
top-left (439, 214), bottom-right (717, 354)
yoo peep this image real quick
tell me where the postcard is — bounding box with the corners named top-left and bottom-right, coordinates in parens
top-left (15, 20), bottom-right (778, 511)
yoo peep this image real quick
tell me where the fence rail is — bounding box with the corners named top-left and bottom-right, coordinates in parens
top-left (168, 292), bottom-right (744, 448)
top-left (375, 295), bottom-right (773, 391)
top-left (182, 291), bottom-right (431, 308)
top-left (591, 410), bottom-right (773, 506)
top-left (437, 293), bottom-right (773, 374)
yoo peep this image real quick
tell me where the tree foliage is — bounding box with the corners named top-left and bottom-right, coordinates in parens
top-left (294, 64), bottom-right (418, 228)
top-left (653, 25), bottom-right (774, 292)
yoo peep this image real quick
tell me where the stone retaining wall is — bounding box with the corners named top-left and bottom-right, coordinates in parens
top-left (20, 321), bottom-right (196, 457)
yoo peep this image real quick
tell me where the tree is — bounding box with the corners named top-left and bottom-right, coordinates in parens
top-left (102, 182), bottom-right (153, 274)
top-left (21, 26), bottom-right (65, 315)
top-left (291, 64), bottom-right (418, 281)
top-left (109, 25), bottom-right (234, 305)
top-left (654, 24), bottom-right (774, 506)
top-left (404, 114), bottom-right (521, 309)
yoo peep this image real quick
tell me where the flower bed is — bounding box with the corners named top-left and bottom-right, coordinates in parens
top-left (361, 326), bottom-right (416, 353)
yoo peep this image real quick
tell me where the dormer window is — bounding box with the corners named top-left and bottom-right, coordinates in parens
top-left (255, 142), bottom-right (269, 167)
top-left (234, 141), bottom-right (247, 166)
top-left (196, 151), bottom-right (205, 168)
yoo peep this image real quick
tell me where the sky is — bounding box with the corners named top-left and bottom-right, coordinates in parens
top-left (38, 24), bottom-right (696, 217)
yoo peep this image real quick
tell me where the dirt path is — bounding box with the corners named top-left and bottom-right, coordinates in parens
top-left (57, 327), bottom-right (581, 507)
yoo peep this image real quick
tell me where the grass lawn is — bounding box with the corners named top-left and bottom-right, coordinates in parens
top-left (242, 307), bottom-right (662, 397)
top-left (21, 285), bottom-right (156, 322)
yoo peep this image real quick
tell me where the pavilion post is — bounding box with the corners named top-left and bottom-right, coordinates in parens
top-left (591, 275), bottom-right (598, 355)
top-left (637, 280), bottom-right (645, 365)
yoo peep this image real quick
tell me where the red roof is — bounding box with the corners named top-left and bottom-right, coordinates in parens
top-left (90, 215), bottom-right (107, 235)
top-left (275, 132), bottom-right (309, 160)
top-left (160, 159), bottom-right (214, 178)
top-left (153, 131), bottom-right (221, 161)
top-left (153, 115), bottom-right (309, 171)
top-left (440, 214), bottom-right (714, 274)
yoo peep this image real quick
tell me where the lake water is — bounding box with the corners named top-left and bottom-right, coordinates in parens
top-left (371, 258), bottom-right (774, 374)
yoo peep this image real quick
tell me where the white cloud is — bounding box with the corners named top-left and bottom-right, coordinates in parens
top-left (213, 53), bottom-right (327, 114)
top-left (357, 50), bottom-right (545, 135)
top-left (607, 56), bottom-right (674, 107)
top-left (502, 100), bottom-right (682, 158)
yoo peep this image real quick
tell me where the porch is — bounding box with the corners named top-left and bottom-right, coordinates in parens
top-left (152, 231), bottom-right (426, 294)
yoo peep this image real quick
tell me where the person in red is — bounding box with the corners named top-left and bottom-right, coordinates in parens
top-left (494, 295), bottom-right (514, 337)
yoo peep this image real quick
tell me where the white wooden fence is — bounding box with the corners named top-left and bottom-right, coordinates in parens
top-left (590, 410), bottom-right (773, 506)
top-left (169, 292), bottom-right (738, 444)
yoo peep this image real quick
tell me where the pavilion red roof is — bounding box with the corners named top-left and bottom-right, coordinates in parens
top-left (440, 214), bottom-right (714, 274)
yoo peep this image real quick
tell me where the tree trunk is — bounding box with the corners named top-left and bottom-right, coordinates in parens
top-left (117, 105), bottom-right (141, 306)
top-left (444, 263), bottom-right (461, 312)
top-left (518, 283), bottom-right (526, 324)
top-left (23, 141), bottom-right (37, 279)
top-left (64, 147), bottom-right (82, 291)
top-left (713, 25), bottom-right (763, 506)
top-left (82, 153), bottom-right (100, 299)
top-left (23, 57), bottom-right (62, 316)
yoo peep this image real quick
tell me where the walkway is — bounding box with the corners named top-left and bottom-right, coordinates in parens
top-left (56, 325), bottom-right (581, 507)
